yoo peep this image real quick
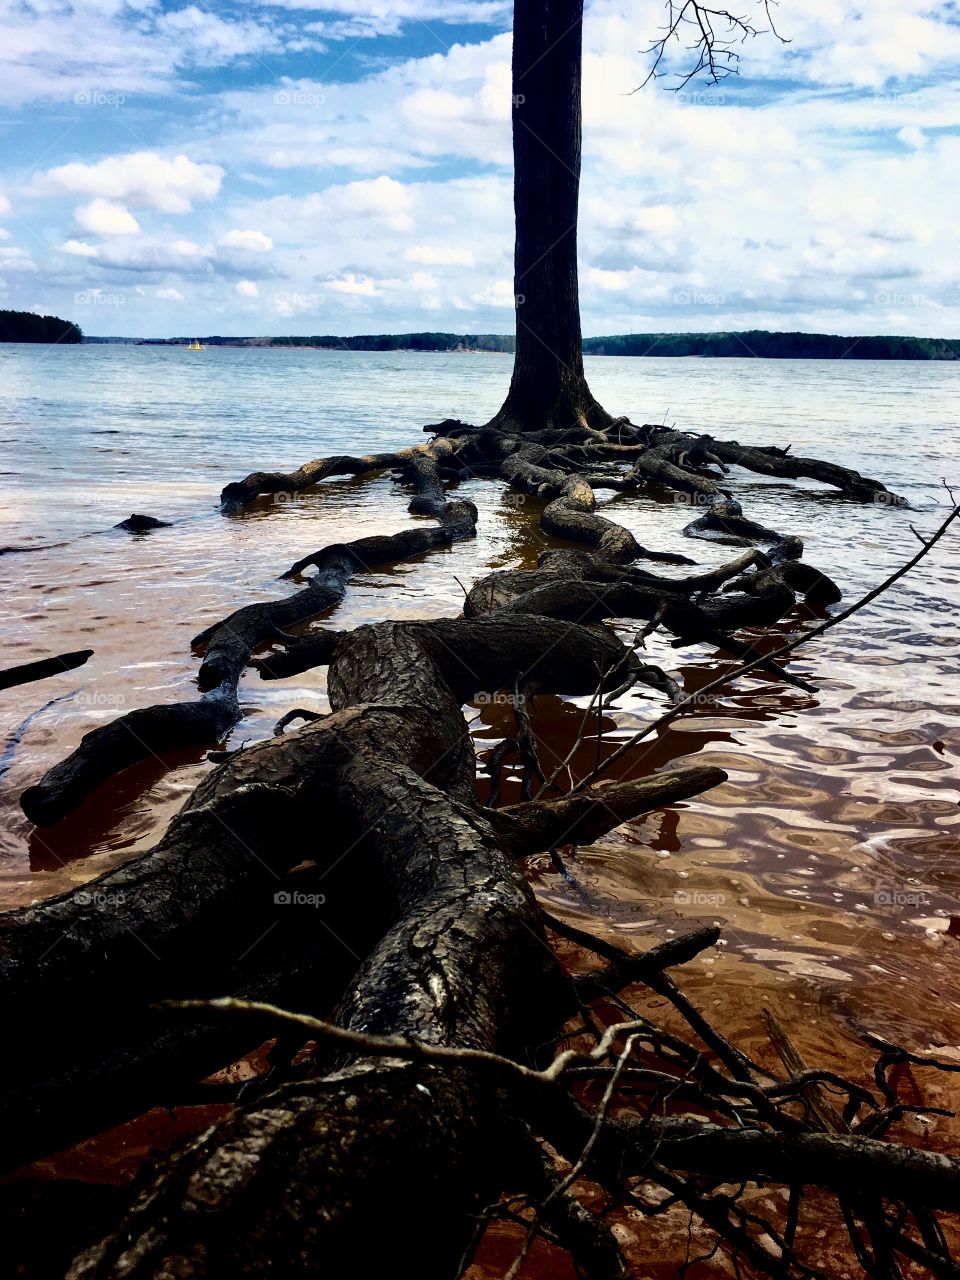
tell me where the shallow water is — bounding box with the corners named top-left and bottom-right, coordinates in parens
top-left (2, 345), bottom-right (960, 1190)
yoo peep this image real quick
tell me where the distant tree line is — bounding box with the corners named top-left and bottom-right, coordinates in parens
top-left (582, 330), bottom-right (960, 359)
top-left (265, 332), bottom-right (516, 353)
top-left (133, 330), bottom-right (960, 359)
top-left (0, 310), bottom-right (82, 344)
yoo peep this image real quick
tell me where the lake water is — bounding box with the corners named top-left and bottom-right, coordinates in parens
top-left (2, 344), bottom-right (960, 1138)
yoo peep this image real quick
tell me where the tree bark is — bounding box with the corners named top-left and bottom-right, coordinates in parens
top-left (493, 0), bottom-right (607, 433)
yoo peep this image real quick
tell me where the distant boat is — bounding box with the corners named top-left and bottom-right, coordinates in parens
top-left (185, 339), bottom-right (205, 351)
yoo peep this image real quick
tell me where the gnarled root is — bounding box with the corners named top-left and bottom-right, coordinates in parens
top-left (2, 608), bottom-right (723, 1178)
top-left (20, 497), bottom-right (477, 826)
top-left (219, 434), bottom-right (467, 513)
top-left (11, 404), bottom-right (923, 1279)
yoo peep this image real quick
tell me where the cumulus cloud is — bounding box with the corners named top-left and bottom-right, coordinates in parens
top-left (74, 198), bottom-right (140, 237)
top-left (264, 1), bottom-right (511, 22)
top-left (406, 244), bottom-right (476, 266)
top-left (3, 0), bottom-right (958, 336)
top-left (0, 245), bottom-right (35, 271)
top-left (60, 239), bottom-right (98, 258)
top-left (0, 0), bottom-right (328, 106)
top-left (220, 228), bottom-right (274, 252)
top-left (156, 287), bottom-right (185, 301)
top-left (33, 152), bottom-right (223, 214)
top-left (153, 6), bottom-right (288, 64)
top-left (327, 272), bottom-right (382, 296)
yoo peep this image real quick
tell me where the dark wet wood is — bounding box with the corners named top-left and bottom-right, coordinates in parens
top-left (0, 649), bottom-right (93, 691)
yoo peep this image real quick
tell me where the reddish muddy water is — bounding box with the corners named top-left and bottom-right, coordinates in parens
top-left (2, 345), bottom-right (959, 1273)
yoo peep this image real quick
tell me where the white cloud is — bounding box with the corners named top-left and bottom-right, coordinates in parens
top-left (75, 198), bottom-right (140, 237)
top-left (406, 243), bottom-right (475, 266)
top-left (587, 267), bottom-right (630, 291)
top-left (55, 236), bottom-right (217, 276)
top-left (327, 272), bottom-right (382, 296)
top-left (156, 287), bottom-right (184, 301)
top-left (170, 239), bottom-right (210, 257)
top-left (220, 228), bottom-right (273, 253)
top-left (3, 0), bottom-right (959, 337)
top-left (0, 245), bottom-right (35, 271)
top-left (153, 6), bottom-right (287, 64)
top-left (0, 1), bottom-right (323, 106)
top-left (235, 280), bottom-right (259, 296)
top-left (265, 1), bottom-right (510, 21)
top-left (33, 152), bottom-right (223, 214)
top-left (60, 239), bottom-right (98, 258)
top-left (471, 277), bottom-right (516, 308)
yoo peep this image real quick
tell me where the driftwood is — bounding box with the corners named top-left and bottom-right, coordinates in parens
top-left (10, 402), bottom-right (953, 1280)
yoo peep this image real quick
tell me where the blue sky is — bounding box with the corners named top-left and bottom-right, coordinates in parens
top-left (0, 0), bottom-right (957, 338)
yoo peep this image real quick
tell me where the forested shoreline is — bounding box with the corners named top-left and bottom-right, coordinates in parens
top-left (127, 329), bottom-right (960, 358)
top-left (0, 310), bottom-right (82, 344)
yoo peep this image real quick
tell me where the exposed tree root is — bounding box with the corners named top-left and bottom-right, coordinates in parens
top-left (20, 687), bottom-right (240, 827)
top-left (222, 419), bottom-right (904, 513)
top-left (20, 494), bottom-right (477, 826)
top-left (219, 434), bottom-right (469, 513)
top-left (11, 404), bottom-right (942, 1280)
top-left (193, 499), bottom-right (477, 691)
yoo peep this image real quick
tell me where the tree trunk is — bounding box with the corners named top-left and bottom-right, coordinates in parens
top-left (493, 0), bottom-right (608, 433)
